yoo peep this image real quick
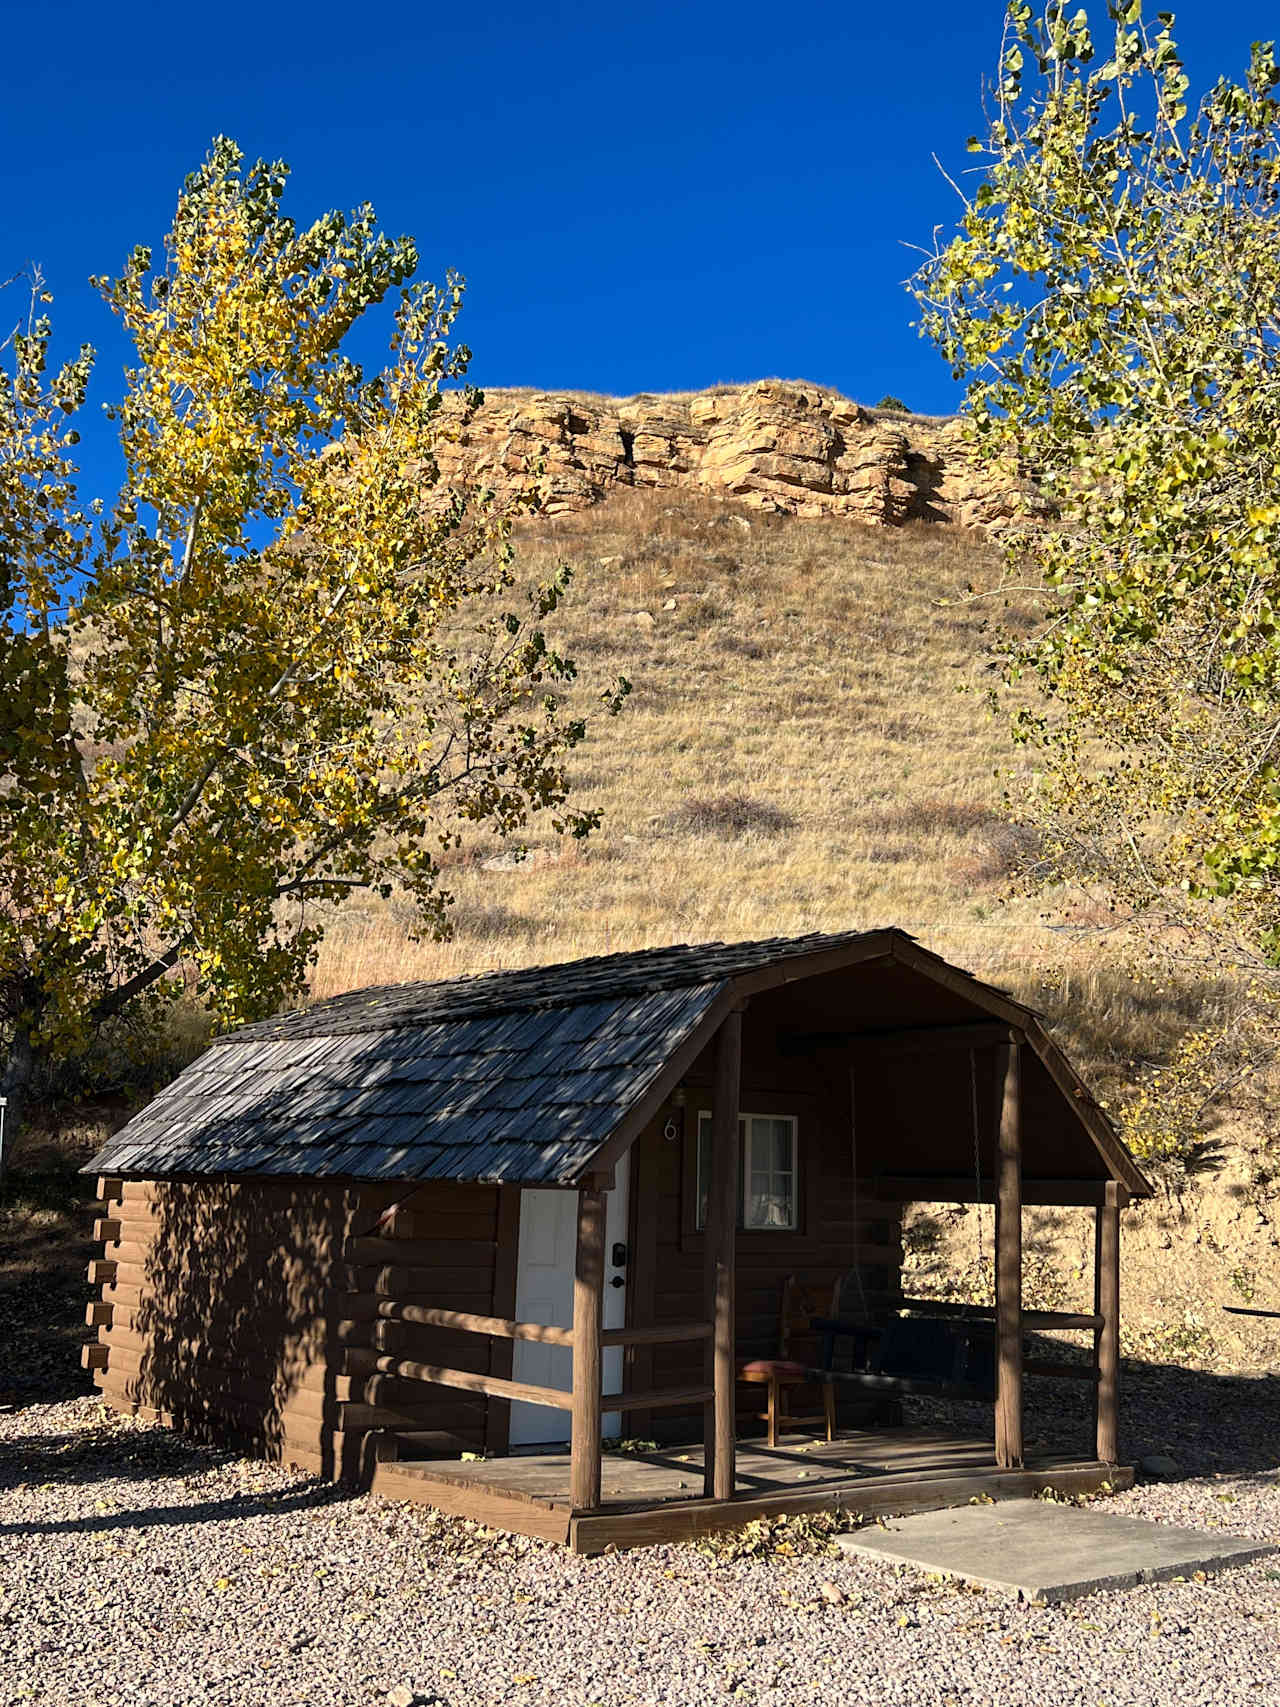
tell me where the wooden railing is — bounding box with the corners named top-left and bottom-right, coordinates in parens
top-left (884, 1295), bottom-right (1104, 1333)
top-left (358, 1302), bottom-right (715, 1447)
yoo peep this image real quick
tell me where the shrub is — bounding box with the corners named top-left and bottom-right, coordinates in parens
top-left (662, 794), bottom-right (795, 839)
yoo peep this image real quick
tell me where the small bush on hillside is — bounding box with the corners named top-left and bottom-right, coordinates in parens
top-left (875, 394), bottom-right (910, 413)
top-left (859, 798), bottom-right (1000, 837)
top-left (662, 794), bottom-right (795, 839)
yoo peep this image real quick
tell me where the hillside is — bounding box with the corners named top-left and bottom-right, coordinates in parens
top-left (306, 479), bottom-right (1279, 1376)
top-left (7, 390), bottom-right (1279, 1397)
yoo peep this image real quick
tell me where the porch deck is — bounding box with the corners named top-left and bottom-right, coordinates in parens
top-left (371, 1426), bottom-right (1132, 1554)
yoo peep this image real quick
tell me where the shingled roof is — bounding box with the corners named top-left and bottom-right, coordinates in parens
top-left (86, 928), bottom-right (1150, 1196)
top-left (87, 930), bottom-right (894, 1186)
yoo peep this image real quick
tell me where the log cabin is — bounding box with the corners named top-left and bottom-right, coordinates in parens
top-left (84, 929), bottom-right (1151, 1552)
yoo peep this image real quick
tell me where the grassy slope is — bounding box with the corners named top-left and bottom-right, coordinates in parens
top-left (315, 490), bottom-right (1039, 987)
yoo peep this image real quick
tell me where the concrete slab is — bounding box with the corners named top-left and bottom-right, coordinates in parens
top-left (836, 1501), bottom-right (1277, 1604)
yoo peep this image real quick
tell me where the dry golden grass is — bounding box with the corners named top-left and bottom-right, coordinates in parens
top-left (33, 486), bottom-right (1279, 1367)
top-left (314, 489), bottom-right (1048, 994)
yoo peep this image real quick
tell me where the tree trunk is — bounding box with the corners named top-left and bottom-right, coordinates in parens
top-left (0, 1024), bottom-right (35, 1186)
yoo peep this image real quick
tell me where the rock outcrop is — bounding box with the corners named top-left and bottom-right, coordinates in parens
top-left (432, 379), bottom-right (1036, 532)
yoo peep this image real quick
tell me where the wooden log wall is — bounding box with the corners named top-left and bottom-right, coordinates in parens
top-left (626, 1059), bottom-right (904, 1439)
top-left (86, 1174), bottom-right (517, 1481)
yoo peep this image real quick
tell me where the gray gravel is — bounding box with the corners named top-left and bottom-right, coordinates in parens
top-left (3, 1396), bottom-right (1279, 1707)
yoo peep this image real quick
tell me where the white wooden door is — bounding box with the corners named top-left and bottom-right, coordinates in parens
top-left (508, 1154), bottom-right (630, 1447)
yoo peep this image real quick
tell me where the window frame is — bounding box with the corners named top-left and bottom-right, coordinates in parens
top-left (695, 1109), bottom-right (800, 1232)
top-left (678, 1089), bottom-right (821, 1255)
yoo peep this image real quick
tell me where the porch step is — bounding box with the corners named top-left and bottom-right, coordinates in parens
top-left (377, 1428), bottom-right (492, 1465)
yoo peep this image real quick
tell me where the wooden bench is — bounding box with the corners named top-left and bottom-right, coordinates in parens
top-left (811, 1309), bottom-right (996, 1403)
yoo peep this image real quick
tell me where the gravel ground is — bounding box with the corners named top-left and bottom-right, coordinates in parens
top-left (3, 1391), bottom-right (1279, 1707)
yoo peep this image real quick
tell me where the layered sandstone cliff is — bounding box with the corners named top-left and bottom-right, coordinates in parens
top-left (433, 379), bottom-right (1036, 531)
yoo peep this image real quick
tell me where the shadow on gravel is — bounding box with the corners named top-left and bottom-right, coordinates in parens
top-left (0, 1419), bottom-right (218, 1493)
top-left (1, 1465), bottom-right (355, 1538)
top-left (0, 1156), bottom-right (98, 1408)
top-left (903, 1357), bottom-right (1280, 1480)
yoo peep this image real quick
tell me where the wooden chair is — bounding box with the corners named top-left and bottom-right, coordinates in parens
top-left (737, 1274), bottom-right (836, 1447)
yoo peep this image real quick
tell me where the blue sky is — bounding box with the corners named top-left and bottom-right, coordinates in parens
top-left (3, 1), bottom-right (1268, 499)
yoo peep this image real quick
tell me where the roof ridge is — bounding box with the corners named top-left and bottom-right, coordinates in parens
top-left (221, 928), bottom-right (902, 1043)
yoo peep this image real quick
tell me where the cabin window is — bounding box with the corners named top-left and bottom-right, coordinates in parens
top-left (696, 1111), bottom-right (799, 1231)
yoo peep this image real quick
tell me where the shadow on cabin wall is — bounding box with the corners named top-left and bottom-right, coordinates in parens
top-left (131, 1179), bottom-right (348, 1477)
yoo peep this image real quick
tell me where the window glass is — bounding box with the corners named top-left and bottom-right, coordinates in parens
top-left (696, 1111), bottom-right (798, 1231)
top-left (746, 1116), bottom-right (796, 1229)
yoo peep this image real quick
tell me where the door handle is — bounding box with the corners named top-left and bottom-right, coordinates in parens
top-left (609, 1275), bottom-right (625, 1289)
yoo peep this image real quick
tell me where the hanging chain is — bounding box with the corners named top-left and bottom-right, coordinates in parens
top-left (969, 1047), bottom-right (989, 1309)
top-left (849, 1061), bottom-right (870, 1317)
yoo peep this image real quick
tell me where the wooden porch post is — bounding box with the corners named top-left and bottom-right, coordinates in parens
top-left (704, 1006), bottom-right (743, 1501)
top-left (570, 1187), bottom-right (605, 1512)
top-left (1094, 1179), bottom-right (1124, 1465)
top-left (993, 1040), bottom-right (1024, 1469)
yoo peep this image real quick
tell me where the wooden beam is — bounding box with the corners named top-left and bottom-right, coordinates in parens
top-left (1095, 1179), bottom-right (1123, 1464)
top-left (993, 1041), bottom-right (1024, 1470)
top-left (85, 1300), bottom-right (113, 1327)
top-left (353, 1357), bottom-right (572, 1410)
top-left (371, 1461), bottom-right (573, 1545)
top-left (783, 1021), bottom-right (1021, 1055)
top-left (875, 1175), bottom-right (1115, 1208)
top-left (564, 1461), bottom-right (1133, 1556)
top-left (599, 1321), bottom-right (712, 1348)
top-left (370, 1303), bottom-right (574, 1346)
top-left (81, 1344), bottom-right (109, 1371)
top-left (96, 1176), bottom-right (124, 1203)
top-left (726, 938), bottom-right (897, 998)
top-left (570, 1187), bottom-right (605, 1513)
top-left (600, 1384), bottom-right (716, 1412)
top-left (705, 1007), bottom-right (743, 1501)
top-left (87, 1259), bottom-right (117, 1286)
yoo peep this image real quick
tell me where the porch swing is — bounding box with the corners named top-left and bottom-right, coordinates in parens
top-left (809, 1052), bottom-right (997, 1406)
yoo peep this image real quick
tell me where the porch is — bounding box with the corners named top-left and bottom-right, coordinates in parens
top-left (354, 1000), bottom-right (1138, 1545)
top-left (372, 1423), bottom-right (1132, 1554)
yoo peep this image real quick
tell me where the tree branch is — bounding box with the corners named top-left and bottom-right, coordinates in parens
top-left (90, 942), bottom-right (186, 1024)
